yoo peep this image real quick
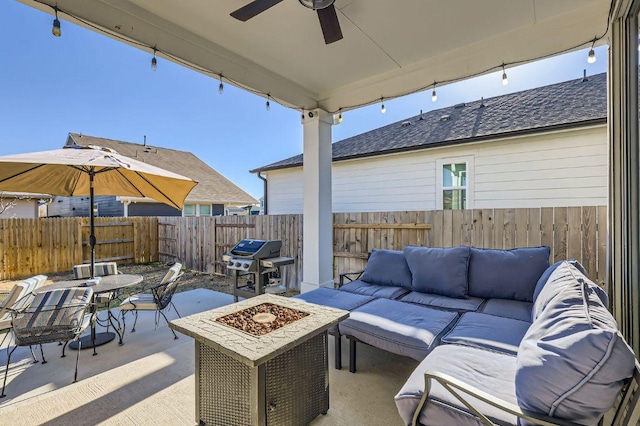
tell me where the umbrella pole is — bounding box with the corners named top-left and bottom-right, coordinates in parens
top-left (89, 170), bottom-right (96, 279)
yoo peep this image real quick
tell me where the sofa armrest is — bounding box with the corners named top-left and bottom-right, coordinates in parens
top-left (411, 370), bottom-right (582, 426)
top-left (338, 270), bottom-right (364, 287)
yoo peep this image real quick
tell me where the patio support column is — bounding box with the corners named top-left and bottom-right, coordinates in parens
top-left (609, 1), bottom-right (640, 356)
top-left (300, 108), bottom-right (333, 293)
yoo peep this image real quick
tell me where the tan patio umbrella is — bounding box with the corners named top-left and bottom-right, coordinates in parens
top-left (0, 145), bottom-right (198, 276)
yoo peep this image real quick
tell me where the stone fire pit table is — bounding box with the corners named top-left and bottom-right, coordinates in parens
top-left (169, 293), bottom-right (348, 426)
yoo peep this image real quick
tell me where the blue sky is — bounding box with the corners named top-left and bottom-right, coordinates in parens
top-left (1, 1), bottom-right (608, 199)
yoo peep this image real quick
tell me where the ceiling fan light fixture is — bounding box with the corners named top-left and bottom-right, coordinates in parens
top-left (298, 0), bottom-right (335, 10)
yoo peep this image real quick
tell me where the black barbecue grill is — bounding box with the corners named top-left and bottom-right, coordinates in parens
top-left (223, 239), bottom-right (294, 301)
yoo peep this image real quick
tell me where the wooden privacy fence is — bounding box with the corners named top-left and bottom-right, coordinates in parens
top-left (0, 207), bottom-right (607, 288)
top-left (334, 206), bottom-right (608, 287)
top-left (158, 215), bottom-right (303, 290)
top-left (0, 217), bottom-right (158, 280)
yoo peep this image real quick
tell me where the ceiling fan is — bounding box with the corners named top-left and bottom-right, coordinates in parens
top-left (231, 0), bottom-right (343, 45)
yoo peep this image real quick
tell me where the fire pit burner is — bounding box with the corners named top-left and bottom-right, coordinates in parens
top-left (215, 303), bottom-right (309, 336)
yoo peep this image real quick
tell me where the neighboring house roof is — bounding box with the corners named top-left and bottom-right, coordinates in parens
top-left (66, 133), bottom-right (257, 205)
top-left (252, 72), bottom-right (607, 173)
top-left (0, 192), bottom-right (52, 199)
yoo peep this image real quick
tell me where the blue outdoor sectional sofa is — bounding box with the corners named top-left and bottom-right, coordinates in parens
top-left (295, 245), bottom-right (640, 426)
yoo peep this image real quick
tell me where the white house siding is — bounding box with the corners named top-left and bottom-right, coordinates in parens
top-left (0, 199), bottom-right (39, 218)
top-left (265, 125), bottom-right (607, 214)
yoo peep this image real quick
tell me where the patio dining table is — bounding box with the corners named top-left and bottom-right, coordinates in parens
top-left (38, 274), bottom-right (143, 353)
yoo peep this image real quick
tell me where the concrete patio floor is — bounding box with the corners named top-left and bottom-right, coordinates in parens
top-left (0, 289), bottom-right (416, 425)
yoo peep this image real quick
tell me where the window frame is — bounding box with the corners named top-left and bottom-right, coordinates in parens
top-left (435, 156), bottom-right (474, 210)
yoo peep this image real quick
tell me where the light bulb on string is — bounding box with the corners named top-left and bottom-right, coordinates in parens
top-left (587, 44), bottom-right (596, 64)
top-left (380, 98), bottom-right (386, 114)
top-left (151, 48), bottom-right (158, 71)
top-left (52, 6), bottom-right (61, 37)
top-left (266, 94), bottom-right (271, 111)
top-left (338, 109), bottom-right (343, 123)
top-left (431, 83), bottom-right (437, 102)
top-left (502, 65), bottom-right (508, 86)
top-left (218, 75), bottom-right (224, 95)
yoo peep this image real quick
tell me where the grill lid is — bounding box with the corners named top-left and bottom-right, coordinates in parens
top-left (229, 239), bottom-right (282, 259)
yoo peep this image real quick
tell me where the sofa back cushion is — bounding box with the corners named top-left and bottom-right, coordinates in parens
top-left (532, 260), bottom-right (608, 321)
top-left (516, 262), bottom-right (636, 424)
top-left (403, 246), bottom-right (470, 298)
top-left (468, 246), bottom-right (550, 302)
top-left (361, 249), bottom-right (412, 290)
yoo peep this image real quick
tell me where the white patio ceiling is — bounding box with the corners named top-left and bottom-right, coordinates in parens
top-left (21, 0), bottom-right (610, 113)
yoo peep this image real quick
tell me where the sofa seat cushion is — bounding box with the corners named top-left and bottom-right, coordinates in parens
top-left (403, 246), bottom-right (470, 298)
top-left (294, 288), bottom-right (375, 332)
top-left (441, 312), bottom-right (530, 355)
top-left (516, 262), bottom-right (637, 425)
top-left (481, 298), bottom-right (533, 322)
top-left (339, 280), bottom-right (409, 300)
top-left (361, 249), bottom-right (413, 290)
top-left (395, 344), bottom-right (518, 426)
top-left (338, 298), bottom-right (458, 361)
top-left (468, 246), bottom-right (550, 302)
top-left (400, 291), bottom-right (483, 312)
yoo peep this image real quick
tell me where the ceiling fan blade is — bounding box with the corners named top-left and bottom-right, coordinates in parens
top-left (317, 4), bottom-right (343, 44)
top-left (231, 0), bottom-right (284, 21)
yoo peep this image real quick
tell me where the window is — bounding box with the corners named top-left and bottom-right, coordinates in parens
top-left (183, 204), bottom-right (196, 216)
top-left (199, 204), bottom-right (211, 216)
top-left (436, 157), bottom-right (473, 210)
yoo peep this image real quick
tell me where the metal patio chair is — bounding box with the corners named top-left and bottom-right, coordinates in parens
top-left (1, 287), bottom-right (94, 398)
top-left (0, 275), bottom-right (48, 360)
top-left (119, 263), bottom-right (183, 340)
top-left (72, 262), bottom-right (121, 331)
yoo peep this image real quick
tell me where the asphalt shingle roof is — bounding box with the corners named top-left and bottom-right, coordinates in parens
top-left (252, 72), bottom-right (607, 173)
top-left (67, 133), bottom-right (258, 205)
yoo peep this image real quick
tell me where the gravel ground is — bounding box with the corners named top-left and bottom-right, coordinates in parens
top-left (0, 262), bottom-right (300, 299)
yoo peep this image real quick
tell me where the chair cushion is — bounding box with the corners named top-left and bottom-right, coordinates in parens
top-left (481, 298), bottom-right (533, 322)
top-left (441, 312), bottom-right (530, 355)
top-left (468, 246), bottom-right (550, 302)
top-left (516, 262), bottom-right (637, 424)
top-left (395, 344), bottom-right (518, 426)
top-left (10, 274), bottom-right (48, 313)
top-left (399, 291), bottom-right (483, 312)
top-left (361, 249), bottom-right (413, 290)
top-left (338, 298), bottom-right (458, 361)
top-left (339, 280), bottom-right (409, 300)
top-left (119, 293), bottom-right (158, 311)
top-left (403, 246), bottom-right (470, 298)
top-left (13, 287), bottom-right (93, 345)
top-left (73, 262), bottom-right (118, 279)
top-left (160, 263), bottom-right (182, 285)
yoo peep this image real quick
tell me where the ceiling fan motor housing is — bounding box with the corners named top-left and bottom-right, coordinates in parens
top-left (299, 0), bottom-right (335, 10)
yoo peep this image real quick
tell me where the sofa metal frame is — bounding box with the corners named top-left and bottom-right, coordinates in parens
top-left (411, 362), bottom-right (640, 426)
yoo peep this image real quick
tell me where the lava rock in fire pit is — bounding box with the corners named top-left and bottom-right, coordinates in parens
top-left (215, 303), bottom-right (310, 336)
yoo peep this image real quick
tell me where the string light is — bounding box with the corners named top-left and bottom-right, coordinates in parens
top-left (338, 108), bottom-right (343, 123)
top-left (52, 6), bottom-right (61, 37)
top-left (44, 2), bottom-right (609, 119)
top-left (587, 40), bottom-right (596, 63)
top-left (151, 47), bottom-right (158, 71)
top-left (266, 94), bottom-right (271, 111)
top-left (431, 82), bottom-right (437, 102)
top-left (380, 98), bottom-right (386, 114)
